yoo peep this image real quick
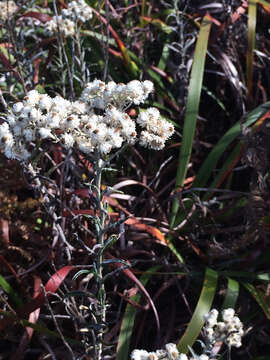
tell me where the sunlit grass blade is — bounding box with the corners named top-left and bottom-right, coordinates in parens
top-left (177, 268), bottom-right (218, 354)
top-left (0, 274), bottom-right (23, 307)
top-left (116, 266), bottom-right (159, 360)
top-left (222, 278), bottom-right (239, 310)
top-left (243, 283), bottom-right (270, 319)
top-left (170, 15), bottom-right (212, 229)
top-left (247, 0), bottom-right (257, 101)
top-left (193, 103), bottom-right (270, 188)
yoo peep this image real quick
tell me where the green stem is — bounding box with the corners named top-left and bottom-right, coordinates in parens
top-left (93, 156), bottom-right (106, 360)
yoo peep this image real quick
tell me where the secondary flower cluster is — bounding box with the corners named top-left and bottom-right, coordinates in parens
top-left (131, 343), bottom-right (208, 360)
top-left (0, 0), bottom-right (18, 23)
top-left (130, 309), bottom-right (244, 360)
top-left (0, 80), bottom-right (174, 161)
top-left (203, 308), bottom-right (244, 348)
top-left (46, 0), bottom-right (92, 37)
top-left (81, 79), bottom-right (174, 150)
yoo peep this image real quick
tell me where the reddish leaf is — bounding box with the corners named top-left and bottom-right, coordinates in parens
top-left (62, 209), bottom-right (95, 217)
top-left (0, 266), bottom-right (74, 331)
top-left (125, 217), bottom-right (167, 246)
top-left (0, 218), bottom-right (9, 245)
top-left (20, 11), bottom-right (52, 23)
top-left (17, 265), bottom-right (74, 318)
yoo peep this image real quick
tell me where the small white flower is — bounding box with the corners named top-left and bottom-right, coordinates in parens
top-left (165, 343), bottom-right (179, 360)
top-left (142, 80), bottom-right (154, 95)
top-left (21, 105), bottom-right (32, 117)
top-left (199, 355), bottom-right (209, 360)
top-left (4, 147), bottom-right (18, 160)
top-left (99, 141), bottom-right (112, 154)
top-left (39, 94), bottom-right (52, 111)
top-left (148, 352), bottom-right (158, 360)
top-left (64, 114), bottom-right (80, 130)
top-left (24, 90), bottom-right (40, 106)
top-left (78, 140), bottom-right (94, 155)
top-left (222, 308), bottom-right (235, 322)
top-left (13, 125), bottom-right (23, 136)
top-left (6, 114), bottom-right (16, 126)
top-left (13, 102), bottom-right (24, 113)
top-left (130, 349), bottom-right (149, 360)
top-left (39, 127), bottom-right (53, 139)
top-left (177, 354), bottom-right (188, 360)
top-left (139, 131), bottom-right (165, 150)
top-left (23, 128), bottom-right (35, 142)
top-left (71, 100), bottom-right (89, 114)
top-left (61, 133), bottom-right (75, 148)
top-left (204, 309), bottom-right (218, 322)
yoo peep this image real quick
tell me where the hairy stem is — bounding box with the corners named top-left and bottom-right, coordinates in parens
top-left (93, 156), bottom-right (106, 360)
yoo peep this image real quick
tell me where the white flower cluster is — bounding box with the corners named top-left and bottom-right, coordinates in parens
top-left (46, 0), bottom-right (92, 37)
top-left (0, 0), bottom-right (18, 22)
top-left (80, 79), bottom-right (154, 109)
top-left (131, 343), bottom-right (208, 360)
top-left (204, 308), bottom-right (244, 348)
top-left (0, 80), bottom-right (174, 161)
top-left (80, 79), bottom-right (174, 150)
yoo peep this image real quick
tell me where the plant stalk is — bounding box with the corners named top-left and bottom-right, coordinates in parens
top-left (93, 156), bottom-right (106, 360)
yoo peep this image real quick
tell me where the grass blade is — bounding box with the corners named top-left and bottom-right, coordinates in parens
top-left (193, 103), bottom-right (270, 188)
top-left (177, 268), bottom-right (218, 354)
top-left (170, 15), bottom-right (212, 228)
top-left (243, 283), bottom-right (270, 319)
top-left (222, 277), bottom-right (239, 310)
top-left (0, 274), bottom-right (23, 307)
top-left (247, 0), bottom-right (257, 101)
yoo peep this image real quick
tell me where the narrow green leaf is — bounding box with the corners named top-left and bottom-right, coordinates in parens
top-left (193, 102), bottom-right (270, 188)
top-left (177, 268), bottom-right (218, 354)
top-left (243, 283), bottom-right (270, 319)
top-left (170, 15), bottom-right (212, 228)
top-left (0, 274), bottom-right (23, 307)
top-left (116, 266), bottom-right (160, 360)
top-left (246, 0), bottom-right (257, 100)
top-left (202, 142), bottom-right (243, 200)
top-left (72, 269), bottom-right (92, 281)
top-left (222, 278), bottom-right (239, 310)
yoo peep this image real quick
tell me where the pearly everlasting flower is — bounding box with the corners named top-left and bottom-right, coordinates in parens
top-left (25, 90), bottom-right (41, 106)
top-left (165, 343), bottom-right (179, 359)
top-left (203, 308), bottom-right (244, 349)
top-left (13, 102), bottom-right (24, 113)
top-left (61, 133), bottom-right (75, 148)
top-left (0, 81), bottom-right (174, 161)
top-left (137, 108), bottom-right (174, 149)
top-left (0, 1), bottom-right (18, 23)
top-left (148, 353), bottom-right (158, 360)
top-left (177, 355), bottom-right (188, 360)
top-left (130, 349), bottom-right (149, 360)
top-left (39, 94), bottom-right (53, 111)
top-left (45, 0), bottom-right (92, 37)
top-left (222, 308), bottom-right (235, 322)
top-left (198, 355), bottom-right (209, 360)
top-left (39, 127), bottom-right (53, 139)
